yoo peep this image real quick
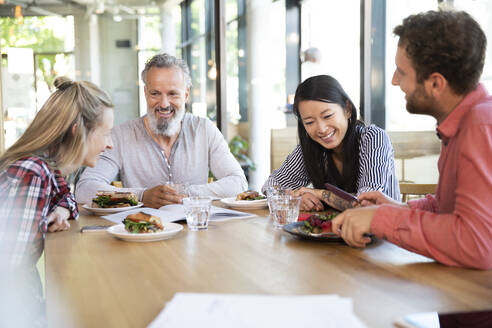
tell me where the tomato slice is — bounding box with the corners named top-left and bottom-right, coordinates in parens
top-left (321, 221), bottom-right (332, 232)
top-left (298, 213), bottom-right (311, 221)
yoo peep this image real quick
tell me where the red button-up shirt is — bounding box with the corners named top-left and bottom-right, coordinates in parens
top-left (0, 156), bottom-right (78, 268)
top-left (372, 84), bottom-right (492, 269)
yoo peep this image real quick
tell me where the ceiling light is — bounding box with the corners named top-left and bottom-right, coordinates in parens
top-left (95, 0), bottom-right (105, 14)
top-left (302, 47), bottom-right (322, 63)
top-left (207, 65), bottom-right (217, 80)
top-left (287, 32), bottom-right (299, 44)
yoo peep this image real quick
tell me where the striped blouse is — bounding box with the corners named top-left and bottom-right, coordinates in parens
top-left (262, 125), bottom-right (400, 200)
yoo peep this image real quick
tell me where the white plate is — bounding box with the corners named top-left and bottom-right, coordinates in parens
top-left (82, 202), bottom-right (143, 216)
top-left (220, 197), bottom-right (268, 210)
top-left (106, 222), bottom-right (184, 242)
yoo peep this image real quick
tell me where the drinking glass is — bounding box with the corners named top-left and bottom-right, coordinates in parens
top-left (165, 182), bottom-right (189, 197)
top-left (183, 197), bottom-right (212, 231)
top-left (270, 194), bottom-right (301, 229)
top-left (266, 185), bottom-right (287, 216)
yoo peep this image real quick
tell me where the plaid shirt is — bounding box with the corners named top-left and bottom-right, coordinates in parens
top-left (0, 156), bottom-right (78, 267)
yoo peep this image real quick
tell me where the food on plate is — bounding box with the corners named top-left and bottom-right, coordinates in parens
top-left (235, 190), bottom-right (266, 201)
top-left (302, 213), bottom-right (338, 234)
top-left (92, 191), bottom-right (138, 208)
top-left (122, 212), bottom-right (164, 233)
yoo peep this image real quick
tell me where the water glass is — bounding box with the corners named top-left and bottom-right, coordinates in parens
top-left (183, 197), bottom-right (212, 231)
top-left (270, 194), bottom-right (301, 229)
top-left (266, 185), bottom-right (287, 215)
top-left (165, 182), bottom-right (189, 196)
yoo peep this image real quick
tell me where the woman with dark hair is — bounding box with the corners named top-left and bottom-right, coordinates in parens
top-left (262, 75), bottom-right (399, 211)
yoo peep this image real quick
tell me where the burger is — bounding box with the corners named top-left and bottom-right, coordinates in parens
top-left (122, 212), bottom-right (164, 233)
top-left (92, 191), bottom-right (139, 208)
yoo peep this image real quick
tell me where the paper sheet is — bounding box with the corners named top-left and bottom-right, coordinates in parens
top-left (102, 204), bottom-right (255, 224)
top-left (148, 293), bottom-right (367, 328)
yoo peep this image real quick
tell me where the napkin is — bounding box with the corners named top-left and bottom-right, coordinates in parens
top-left (148, 293), bottom-right (367, 328)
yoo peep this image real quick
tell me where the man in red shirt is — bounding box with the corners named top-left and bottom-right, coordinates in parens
top-left (332, 10), bottom-right (492, 269)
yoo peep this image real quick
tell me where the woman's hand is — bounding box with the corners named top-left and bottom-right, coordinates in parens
top-left (300, 193), bottom-right (324, 211)
top-left (293, 187), bottom-right (324, 211)
top-left (358, 191), bottom-right (407, 207)
top-left (47, 207), bottom-right (71, 232)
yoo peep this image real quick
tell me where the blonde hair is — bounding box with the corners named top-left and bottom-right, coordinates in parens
top-left (0, 76), bottom-right (114, 173)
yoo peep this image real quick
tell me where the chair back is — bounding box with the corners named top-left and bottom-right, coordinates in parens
top-left (387, 131), bottom-right (441, 159)
top-left (399, 183), bottom-right (437, 202)
top-left (387, 131), bottom-right (441, 182)
top-left (270, 127), bottom-right (298, 171)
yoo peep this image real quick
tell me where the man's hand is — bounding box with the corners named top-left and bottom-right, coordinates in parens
top-left (358, 191), bottom-right (407, 207)
top-left (331, 206), bottom-right (378, 247)
top-left (142, 185), bottom-right (186, 208)
top-left (47, 207), bottom-right (71, 232)
top-left (293, 187), bottom-right (324, 211)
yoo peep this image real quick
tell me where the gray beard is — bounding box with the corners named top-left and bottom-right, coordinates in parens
top-left (147, 107), bottom-right (185, 137)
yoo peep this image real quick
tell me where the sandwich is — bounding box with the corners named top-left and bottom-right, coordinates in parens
top-left (236, 190), bottom-right (266, 201)
top-left (92, 191), bottom-right (138, 208)
top-left (122, 212), bottom-right (164, 233)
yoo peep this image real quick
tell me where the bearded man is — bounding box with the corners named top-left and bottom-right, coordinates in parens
top-left (76, 53), bottom-right (247, 208)
top-left (331, 10), bottom-right (492, 269)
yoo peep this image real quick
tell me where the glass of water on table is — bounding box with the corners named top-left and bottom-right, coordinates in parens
top-left (165, 182), bottom-right (189, 197)
top-left (270, 193), bottom-right (301, 229)
top-left (266, 185), bottom-right (285, 216)
top-left (183, 196), bottom-right (212, 231)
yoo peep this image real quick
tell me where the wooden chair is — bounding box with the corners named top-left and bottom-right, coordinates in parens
top-left (399, 183), bottom-right (437, 202)
top-left (270, 127), bottom-right (298, 171)
top-left (388, 131), bottom-right (441, 182)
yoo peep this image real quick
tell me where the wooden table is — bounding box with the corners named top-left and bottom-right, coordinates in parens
top-left (45, 207), bottom-right (492, 328)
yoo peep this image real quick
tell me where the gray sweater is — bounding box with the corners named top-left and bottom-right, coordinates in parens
top-left (75, 113), bottom-right (247, 203)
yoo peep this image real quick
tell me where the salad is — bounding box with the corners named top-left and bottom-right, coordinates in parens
top-left (302, 213), bottom-right (338, 234)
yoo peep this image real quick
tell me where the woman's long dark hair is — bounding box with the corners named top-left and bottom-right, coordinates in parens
top-left (293, 75), bottom-right (364, 193)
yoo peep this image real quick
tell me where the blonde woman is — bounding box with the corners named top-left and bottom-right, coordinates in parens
top-left (0, 76), bottom-right (114, 266)
top-left (0, 76), bottom-right (114, 263)
top-left (0, 76), bottom-right (114, 326)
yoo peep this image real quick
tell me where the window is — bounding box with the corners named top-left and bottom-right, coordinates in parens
top-left (225, 0), bottom-right (241, 126)
top-left (453, 0), bottom-right (492, 91)
top-left (1, 16), bottom-right (75, 148)
top-left (137, 5), bottom-right (183, 117)
top-left (385, 1), bottom-right (440, 131)
top-left (180, 0), bottom-right (217, 121)
top-left (385, 1), bottom-right (492, 131)
top-left (137, 9), bottom-right (165, 116)
top-left (300, 0), bottom-right (360, 112)
top-left (268, 0), bottom-right (287, 126)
